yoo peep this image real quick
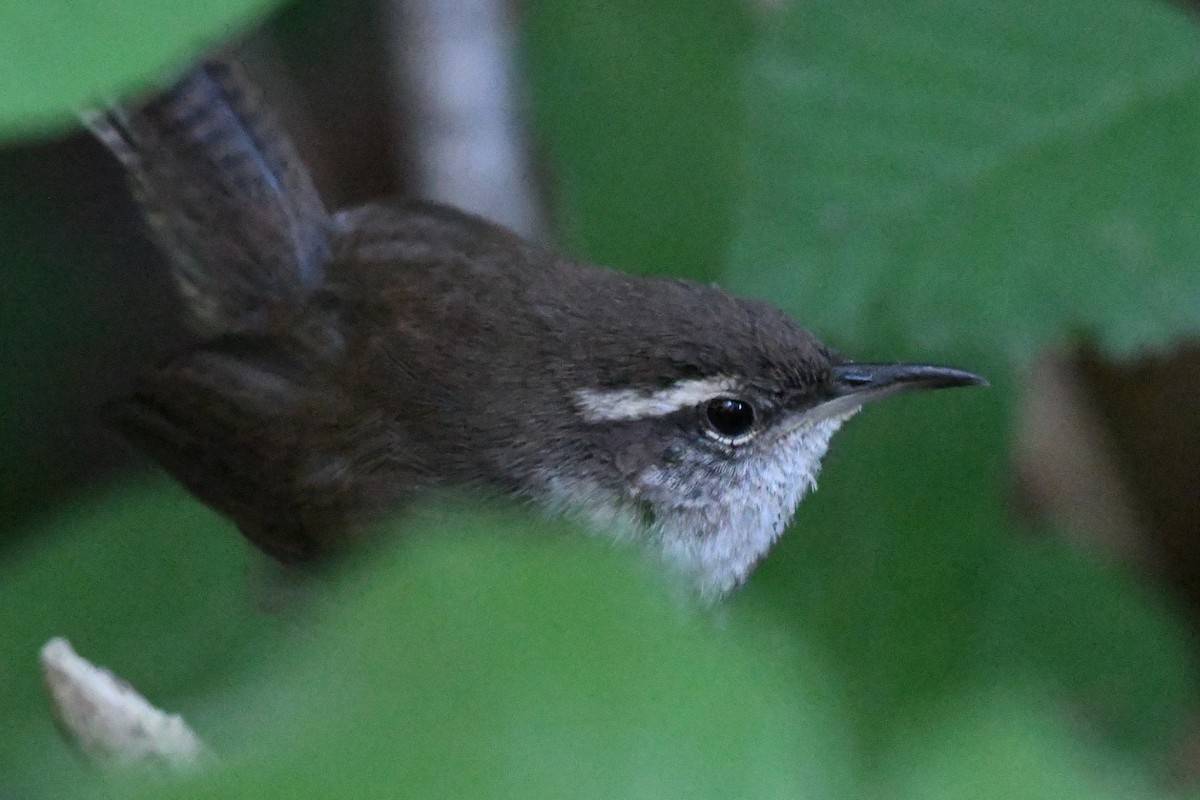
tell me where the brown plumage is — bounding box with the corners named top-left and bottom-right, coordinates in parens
top-left (93, 60), bottom-right (983, 594)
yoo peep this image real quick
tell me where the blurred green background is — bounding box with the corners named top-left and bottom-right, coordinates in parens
top-left (3, 0), bottom-right (1200, 797)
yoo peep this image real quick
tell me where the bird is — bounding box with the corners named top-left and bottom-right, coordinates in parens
top-left (87, 59), bottom-right (984, 597)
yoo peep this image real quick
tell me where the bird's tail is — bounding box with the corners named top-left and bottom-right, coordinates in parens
top-left (85, 59), bottom-right (331, 335)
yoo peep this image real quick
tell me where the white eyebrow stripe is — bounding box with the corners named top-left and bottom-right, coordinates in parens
top-left (575, 376), bottom-right (738, 422)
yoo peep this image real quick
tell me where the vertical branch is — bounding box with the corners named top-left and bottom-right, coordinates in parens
top-left (388, 0), bottom-right (546, 240)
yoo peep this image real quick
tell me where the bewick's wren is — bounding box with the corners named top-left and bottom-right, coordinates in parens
top-left (90, 60), bottom-right (983, 596)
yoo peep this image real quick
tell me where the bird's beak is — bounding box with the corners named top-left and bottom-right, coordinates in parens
top-left (831, 362), bottom-right (988, 398)
top-left (813, 362), bottom-right (987, 420)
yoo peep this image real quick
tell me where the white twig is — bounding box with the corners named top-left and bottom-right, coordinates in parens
top-left (39, 637), bottom-right (211, 770)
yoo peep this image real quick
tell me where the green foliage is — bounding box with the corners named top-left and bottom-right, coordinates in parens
top-left (730, 0), bottom-right (1200, 357)
top-left (1, 487), bottom-right (856, 800)
top-left (882, 690), bottom-right (1158, 799)
top-left (3, 0), bottom-right (1200, 797)
top-left (523, 0), bottom-right (751, 280)
top-left (743, 388), bottom-right (1198, 763)
top-left (0, 478), bottom-right (267, 797)
top-left (142, 510), bottom-right (857, 800)
top-left (0, 0), bottom-right (280, 137)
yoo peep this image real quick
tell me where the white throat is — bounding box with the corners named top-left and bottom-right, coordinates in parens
top-left (647, 413), bottom-right (854, 597)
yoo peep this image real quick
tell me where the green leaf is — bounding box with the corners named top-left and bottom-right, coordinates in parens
top-left (0, 0), bottom-right (280, 137)
top-left (883, 690), bottom-right (1161, 800)
top-left (740, 373), bottom-right (1199, 763)
top-left (739, 372), bottom-right (1012, 756)
top-left (973, 536), bottom-right (1200, 756)
top-left (131, 508), bottom-right (856, 799)
top-left (730, 0), bottom-right (1200, 357)
top-left (523, 0), bottom-right (751, 281)
top-left (0, 477), bottom-right (267, 797)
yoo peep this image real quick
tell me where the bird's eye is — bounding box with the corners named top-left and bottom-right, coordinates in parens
top-left (704, 397), bottom-right (755, 439)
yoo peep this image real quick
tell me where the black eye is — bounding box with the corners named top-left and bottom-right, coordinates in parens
top-left (704, 397), bottom-right (755, 439)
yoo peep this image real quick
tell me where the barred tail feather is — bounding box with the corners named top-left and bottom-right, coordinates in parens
top-left (86, 60), bottom-right (330, 335)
